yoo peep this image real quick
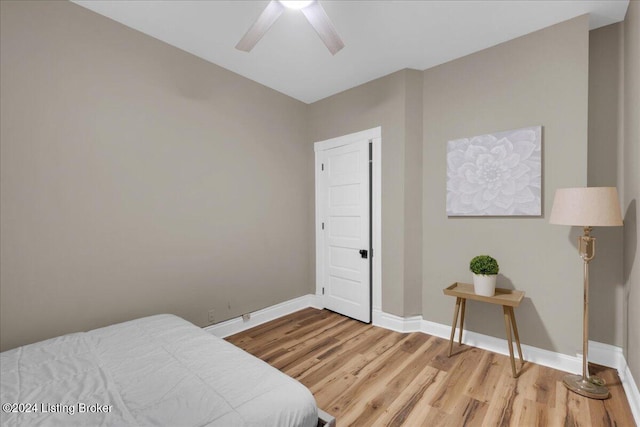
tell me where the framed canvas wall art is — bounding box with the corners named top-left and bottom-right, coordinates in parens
top-left (446, 126), bottom-right (542, 216)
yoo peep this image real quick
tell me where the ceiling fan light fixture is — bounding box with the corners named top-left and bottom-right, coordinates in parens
top-left (279, 1), bottom-right (314, 10)
top-left (237, 0), bottom-right (343, 55)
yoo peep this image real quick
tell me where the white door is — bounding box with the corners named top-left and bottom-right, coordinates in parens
top-left (318, 139), bottom-right (371, 323)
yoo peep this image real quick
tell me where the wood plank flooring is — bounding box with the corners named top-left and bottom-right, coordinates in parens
top-left (226, 308), bottom-right (636, 427)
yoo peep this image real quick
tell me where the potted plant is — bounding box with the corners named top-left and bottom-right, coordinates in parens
top-left (470, 255), bottom-right (499, 296)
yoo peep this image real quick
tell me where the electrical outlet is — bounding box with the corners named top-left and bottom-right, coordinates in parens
top-left (208, 309), bottom-right (215, 324)
top-left (242, 313), bottom-right (251, 322)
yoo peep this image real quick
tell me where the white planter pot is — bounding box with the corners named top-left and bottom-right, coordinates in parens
top-left (472, 274), bottom-right (497, 296)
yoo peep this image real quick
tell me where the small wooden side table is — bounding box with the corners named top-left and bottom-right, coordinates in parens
top-left (443, 282), bottom-right (525, 378)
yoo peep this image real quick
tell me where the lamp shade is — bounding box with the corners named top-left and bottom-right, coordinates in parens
top-left (549, 187), bottom-right (623, 227)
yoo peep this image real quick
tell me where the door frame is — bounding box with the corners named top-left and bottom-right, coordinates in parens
top-left (314, 126), bottom-right (382, 319)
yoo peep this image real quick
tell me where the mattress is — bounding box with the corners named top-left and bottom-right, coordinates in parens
top-left (0, 314), bottom-right (318, 426)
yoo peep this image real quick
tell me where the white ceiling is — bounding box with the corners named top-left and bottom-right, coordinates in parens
top-left (73, 0), bottom-right (629, 104)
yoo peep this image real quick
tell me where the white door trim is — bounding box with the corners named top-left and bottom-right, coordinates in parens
top-left (314, 126), bottom-right (382, 319)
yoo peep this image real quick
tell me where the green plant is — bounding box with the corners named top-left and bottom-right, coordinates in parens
top-left (470, 255), bottom-right (499, 275)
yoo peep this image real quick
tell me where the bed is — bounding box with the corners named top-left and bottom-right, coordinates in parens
top-left (0, 314), bottom-right (319, 426)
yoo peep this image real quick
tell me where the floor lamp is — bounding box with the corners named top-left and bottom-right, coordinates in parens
top-left (549, 187), bottom-right (623, 399)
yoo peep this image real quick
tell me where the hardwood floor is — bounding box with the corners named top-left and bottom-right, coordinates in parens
top-left (226, 308), bottom-right (636, 427)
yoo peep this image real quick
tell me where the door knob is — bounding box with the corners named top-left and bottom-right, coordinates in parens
top-left (359, 249), bottom-right (368, 259)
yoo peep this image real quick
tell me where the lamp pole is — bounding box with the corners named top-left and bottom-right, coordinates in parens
top-left (562, 226), bottom-right (609, 399)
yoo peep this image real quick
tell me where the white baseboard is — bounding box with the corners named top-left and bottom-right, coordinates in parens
top-left (455, 327), bottom-right (584, 375)
top-left (372, 309), bottom-right (423, 333)
top-left (621, 363), bottom-right (640, 423)
top-left (373, 308), bottom-right (638, 424)
top-left (204, 294), bottom-right (322, 338)
top-left (373, 309), bottom-right (582, 374)
top-left (206, 299), bottom-right (639, 425)
top-left (588, 341), bottom-right (640, 423)
top-left (588, 340), bottom-right (626, 371)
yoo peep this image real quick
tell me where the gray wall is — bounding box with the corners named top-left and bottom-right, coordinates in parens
top-left (1, 0), bottom-right (634, 382)
top-left (403, 71), bottom-right (424, 316)
top-left (308, 70), bottom-right (421, 316)
top-left (421, 16), bottom-right (589, 355)
top-left (622, 0), bottom-right (640, 385)
top-left (587, 1), bottom-right (640, 387)
top-left (588, 23), bottom-right (625, 347)
top-left (307, 16), bottom-right (594, 356)
top-left (0, 1), bottom-right (311, 351)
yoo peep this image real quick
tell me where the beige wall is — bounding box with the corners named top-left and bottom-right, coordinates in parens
top-left (587, 23), bottom-right (625, 347)
top-left (307, 70), bottom-right (420, 316)
top-left (307, 15), bottom-right (594, 356)
top-left (0, 1), bottom-right (311, 351)
top-left (622, 0), bottom-right (640, 384)
top-left (403, 70), bottom-right (424, 316)
top-left (1, 0), bottom-right (633, 377)
top-left (421, 16), bottom-right (590, 355)
top-left (587, 0), bottom-right (640, 388)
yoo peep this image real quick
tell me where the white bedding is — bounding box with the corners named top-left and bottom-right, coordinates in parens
top-left (0, 314), bottom-right (318, 426)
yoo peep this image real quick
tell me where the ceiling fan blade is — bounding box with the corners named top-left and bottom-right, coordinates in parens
top-left (301, 1), bottom-right (344, 55)
top-left (236, 0), bottom-right (285, 52)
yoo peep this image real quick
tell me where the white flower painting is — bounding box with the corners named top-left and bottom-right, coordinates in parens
top-left (446, 126), bottom-right (542, 216)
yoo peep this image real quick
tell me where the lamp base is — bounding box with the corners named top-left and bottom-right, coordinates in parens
top-left (562, 374), bottom-right (609, 399)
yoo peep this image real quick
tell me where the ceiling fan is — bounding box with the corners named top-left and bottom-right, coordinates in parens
top-left (235, 0), bottom-right (344, 55)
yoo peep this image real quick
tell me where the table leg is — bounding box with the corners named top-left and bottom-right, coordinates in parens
top-left (448, 297), bottom-right (461, 357)
top-left (503, 305), bottom-right (517, 377)
top-left (508, 307), bottom-right (524, 367)
top-left (458, 299), bottom-right (466, 345)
